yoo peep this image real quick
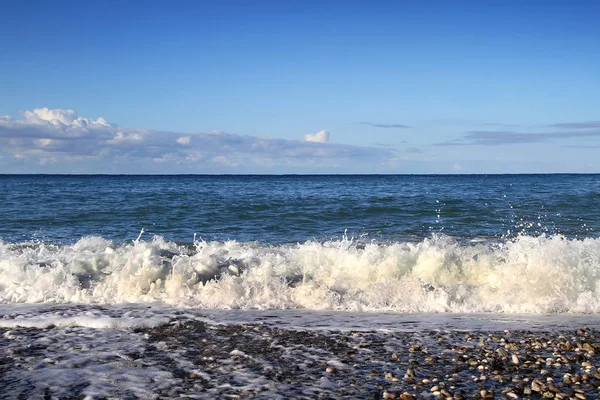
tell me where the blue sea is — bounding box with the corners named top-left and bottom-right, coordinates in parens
top-left (1, 174), bottom-right (600, 312)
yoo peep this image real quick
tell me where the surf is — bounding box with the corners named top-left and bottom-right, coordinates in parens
top-left (1, 233), bottom-right (599, 313)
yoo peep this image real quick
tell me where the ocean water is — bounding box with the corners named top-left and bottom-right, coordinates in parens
top-left (1, 174), bottom-right (600, 313)
top-left (2, 174), bottom-right (600, 398)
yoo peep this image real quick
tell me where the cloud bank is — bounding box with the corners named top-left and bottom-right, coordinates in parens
top-left (0, 108), bottom-right (393, 173)
top-left (547, 121), bottom-right (600, 129)
top-left (435, 128), bottom-right (600, 146)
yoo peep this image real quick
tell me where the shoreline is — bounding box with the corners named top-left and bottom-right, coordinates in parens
top-left (1, 319), bottom-right (599, 399)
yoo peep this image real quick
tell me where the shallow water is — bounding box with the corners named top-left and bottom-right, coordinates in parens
top-left (3, 303), bottom-right (600, 332)
top-left (2, 304), bottom-right (600, 399)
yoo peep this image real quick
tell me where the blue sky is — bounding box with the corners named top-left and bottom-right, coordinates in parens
top-left (1, 0), bottom-right (599, 173)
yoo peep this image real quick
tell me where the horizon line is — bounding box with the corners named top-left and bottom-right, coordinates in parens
top-left (1, 172), bottom-right (599, 177)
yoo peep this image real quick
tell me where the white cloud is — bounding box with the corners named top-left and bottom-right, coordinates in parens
top-left (177, 136), bottom-right (191, 145)
top-left (107, 131), bottom-right (145, 144)
top-left (304, 129), bottom-right (329, 143)
top-left (0, 108), bottom-right (393, 173)
top-left (22, 107), bottom-right (111, 128)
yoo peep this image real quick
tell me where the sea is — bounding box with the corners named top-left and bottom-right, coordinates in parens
top-left (1, 174), bottom-right (600, 398)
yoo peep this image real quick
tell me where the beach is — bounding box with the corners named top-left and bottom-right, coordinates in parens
top-left (2, 307), bottom-right (600, 399)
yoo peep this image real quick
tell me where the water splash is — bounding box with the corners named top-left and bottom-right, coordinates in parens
top-left (1, 234), bottom-right (599, 313)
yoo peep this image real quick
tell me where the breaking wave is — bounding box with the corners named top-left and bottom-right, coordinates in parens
top-left (1, 233), bottom-right (599, 313)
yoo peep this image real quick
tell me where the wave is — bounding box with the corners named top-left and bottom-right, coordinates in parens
top-left (1, 233), bottom-right (599, 313)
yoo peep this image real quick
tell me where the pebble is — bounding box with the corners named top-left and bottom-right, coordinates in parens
top-left (7, 321), bottom-right (600, 399)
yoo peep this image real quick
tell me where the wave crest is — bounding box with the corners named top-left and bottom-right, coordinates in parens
top-left (1, 234), bottom-right (599, 313)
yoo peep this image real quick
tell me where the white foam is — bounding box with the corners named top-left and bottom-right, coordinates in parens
top-left (1, 234), bottom-right (599, 313)
top-left (0, 313), bottom-right (170, 329)
top-left (0, 319), bottom-right (176, 399)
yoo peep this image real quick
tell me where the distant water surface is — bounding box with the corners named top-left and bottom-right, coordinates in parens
top-left (1, 174), bottom-right (598, 244)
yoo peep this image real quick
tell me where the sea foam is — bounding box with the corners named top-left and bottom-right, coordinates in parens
top-left (1, 234), bottom-right (599, 313)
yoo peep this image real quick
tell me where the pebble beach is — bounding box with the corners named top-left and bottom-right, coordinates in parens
top-left (2, 316), bottom-right (600, 399)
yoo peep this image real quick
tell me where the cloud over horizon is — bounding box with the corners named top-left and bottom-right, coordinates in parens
top-left (21, 107), bottom-right (112, 128)
top-left (435, 128), bottom-right (600, 146)
top-left (0, 108), bottom-right (393, 173)
top-left (547, 121), bottom-right (600, 129)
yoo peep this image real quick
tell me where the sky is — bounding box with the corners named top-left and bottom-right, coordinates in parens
top-left (1, 0), bottom-right (599, 174)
